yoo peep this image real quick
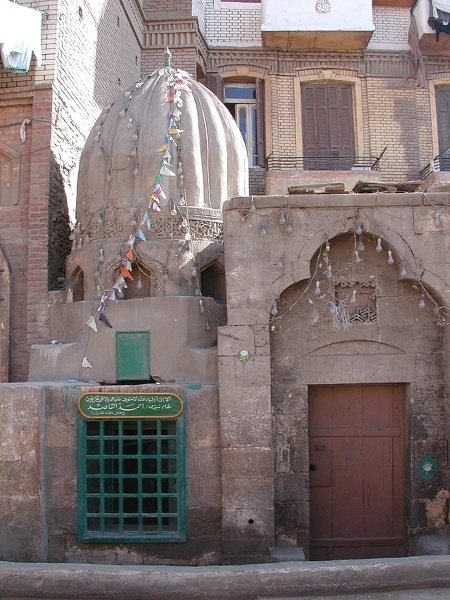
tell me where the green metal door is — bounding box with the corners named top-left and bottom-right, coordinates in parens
top-left (116, 330), bottom-right (150, 381)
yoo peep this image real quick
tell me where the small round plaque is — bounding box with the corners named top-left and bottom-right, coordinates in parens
top-left (238, 349), bottom-right (250, 362)
top-left (316, 0), bottom-right (331, 13)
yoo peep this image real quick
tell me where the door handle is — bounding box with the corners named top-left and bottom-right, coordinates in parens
top-left (309, 464), bottom-right (318, 472)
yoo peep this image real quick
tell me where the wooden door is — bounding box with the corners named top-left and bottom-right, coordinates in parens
top-left (309, 384), bottom-right (405, 560)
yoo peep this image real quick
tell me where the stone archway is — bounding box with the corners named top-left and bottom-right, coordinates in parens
top-left (270, 232), bottom-right (448, 558)
top-left (0, 244), bottom-right (11, 382)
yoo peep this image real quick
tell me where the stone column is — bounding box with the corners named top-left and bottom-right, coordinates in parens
top-left (218, 323), bottom-right (274, 564)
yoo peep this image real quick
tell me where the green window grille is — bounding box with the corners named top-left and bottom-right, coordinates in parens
top-left (78, 417), bottom-right (186, 542)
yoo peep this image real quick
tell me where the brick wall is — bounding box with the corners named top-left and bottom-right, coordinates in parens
top-left (52, 0), bottom-right (142, 219)
top-left (366, 77), bottom-right (420, 180)
top-left (142, 0), bottom-right (192, 19)
top-left (369, 7), bottom-right (411, 49)
top-left (203, 0), bottom-right (261, 47)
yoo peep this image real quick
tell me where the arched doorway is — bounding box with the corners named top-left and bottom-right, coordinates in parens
top-left (270, 233), bottom-right (446, 559)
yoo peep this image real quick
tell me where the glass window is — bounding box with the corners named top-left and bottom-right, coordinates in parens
top-left (78, 417), bottom-right (185, 542)
top-left (225, 84), bottom-right (258, 167)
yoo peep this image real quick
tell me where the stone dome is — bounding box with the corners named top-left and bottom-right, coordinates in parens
top-left (76, 50), bottom-right (248, 219)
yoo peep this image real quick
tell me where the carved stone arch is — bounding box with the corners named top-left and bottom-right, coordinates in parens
top-left (0, 141), bottom-right (20, 207)
top-left (105, 256), bottom-right (164, 296)
top-left (0, 243), bottom-right (11, 381)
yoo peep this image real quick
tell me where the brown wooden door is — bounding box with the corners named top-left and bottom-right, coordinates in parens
top-left (309, 384), bottom-right (405, 560)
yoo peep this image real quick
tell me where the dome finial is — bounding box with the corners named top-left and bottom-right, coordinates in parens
top-left (163, 47), bottom-right (172, 68)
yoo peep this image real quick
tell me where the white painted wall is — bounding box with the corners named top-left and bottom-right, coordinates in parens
top-left (412, 0), bottom-right (434, 37)
top-left (261, 0), bottom-right (374, 33)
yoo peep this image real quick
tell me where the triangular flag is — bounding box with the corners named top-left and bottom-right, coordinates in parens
top-left (136, 228), bottom-right (146, 241)
top-left (150, 201), bottom-right (162, 212)
top-left (121, 265), bottom-right (134, 280)
top-left (107, 289), bottom-right (118, 303)
top-left (99, 313), bottom-right (113, 328)
top-left (153, 174), bottom-right (162, 184)
top-left (97, 301), bottom-right (106, 314)
top-left (163, 149), bottom-right (171, 160)
top-left (160, 165), bottom-right (175, 176)
top-left (82, 357), bottom-right (92, 368)
top-left (126, 248), bottom-right (134, 261)
top-left (154, 184), bottom-right (167, 200)
top-left (86, 316), bottom-right (97, 332)
top-left (169, 128), bottom-right (183, 135)
top-left (156, 144), bottom-right (168, 154)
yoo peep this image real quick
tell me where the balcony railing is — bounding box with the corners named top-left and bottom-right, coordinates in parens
top-left (266, 149), bottom-right (386, 172)
top-left (420, 147), bottom-right (450, 179)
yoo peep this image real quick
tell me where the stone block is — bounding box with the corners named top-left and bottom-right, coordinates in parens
top-left (187, 506), bottom-right (222, 537)
top-left (220, 414), bottom-right (273, 447)
top-left (235, 355), bottom-right (271, 387)
top-left (186, 448), bottom-right (221, 506)
top-left (218, 385), bottom-right (271, 418)
top-left (217, 325), bottom-right (255, 356)
top-left (222, 507), bottom-right (274, 540)
top-left (222, 448), bottom-right (274, 479)
top-left (186, 393), bottom-right (219, 448)
top-left (414, 534), bottom-right (450, 555)
top-left (222, 477), bottom-right (274, 510)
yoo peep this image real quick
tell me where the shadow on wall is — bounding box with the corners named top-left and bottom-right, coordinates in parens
top-left (93, 1), bottom-right (142, 108)
top-left (48, 152), bottom-right (71, 291)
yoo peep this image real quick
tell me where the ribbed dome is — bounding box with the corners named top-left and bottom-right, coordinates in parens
top-left (76, 51), bottom-right (248, 218)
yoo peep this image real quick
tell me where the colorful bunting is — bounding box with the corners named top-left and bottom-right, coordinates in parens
top-left (136, 228), bottom-right (147, 241)
top-left (82, 356), bottom-right (93, 368)
top-left (121, 265), bottom-right (134, 280)
top-left (86, 316), bottom-right (97, 332)
top-left (99, 313), bottom-right (113, 328)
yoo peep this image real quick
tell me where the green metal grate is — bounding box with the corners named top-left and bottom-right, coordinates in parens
top-left (78, 417), bottom-right (185, 542)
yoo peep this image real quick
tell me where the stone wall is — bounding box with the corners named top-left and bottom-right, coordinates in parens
top-left (0, 383), bottom-right (222, 565)
top-left (218, 192), bottom-right (450, 561)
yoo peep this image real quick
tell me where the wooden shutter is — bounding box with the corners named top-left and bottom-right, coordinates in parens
top-left (205, 73), bottom-right (224, 101)
top-left (301, 84), bottom-right (355, 170)
top-left (256, 78), bottom-right (266, 167)
top-left (436, 86), bottom-right (450, 152)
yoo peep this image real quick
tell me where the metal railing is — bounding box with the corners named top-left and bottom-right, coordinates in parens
top-left (266, 148), bottom-right (386, 172)
top-left (420, 146), bottom-right (450, 179)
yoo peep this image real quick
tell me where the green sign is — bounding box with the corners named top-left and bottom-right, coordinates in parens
top-left (78, 392), bottom-right (183, 420)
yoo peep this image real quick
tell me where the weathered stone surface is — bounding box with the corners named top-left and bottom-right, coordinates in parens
top-left (2, 556), bottom-right (450, 599)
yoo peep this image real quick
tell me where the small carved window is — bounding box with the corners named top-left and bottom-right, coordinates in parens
top-left (122, 263), bottom-right (153, 299)
top-left (70, 267), bottom-right (85, 302)
top-left (335, 278), bottom-right (377, 323)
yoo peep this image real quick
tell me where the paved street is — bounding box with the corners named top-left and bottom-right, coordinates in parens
top-left (259, 588), bottom-right (450, 599)
top-left (1, 557), bottom-right (450, 599)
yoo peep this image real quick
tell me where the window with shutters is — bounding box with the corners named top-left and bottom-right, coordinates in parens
top-left (301, 84), bottom-right (356, 171)
top-left (206, 75), bottom-right (265, 168)
top-left (435, 86), bottom-right (450, 170)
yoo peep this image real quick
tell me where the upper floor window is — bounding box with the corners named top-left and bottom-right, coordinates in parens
top-left (224, 84), bottom-right (258, 167)
top-left (435, 86), bottom-right (450, 170)
top-left (301, 83), bottom-right (355, 171)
